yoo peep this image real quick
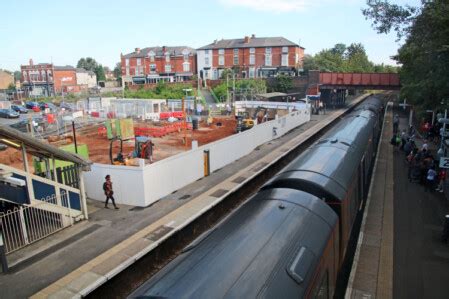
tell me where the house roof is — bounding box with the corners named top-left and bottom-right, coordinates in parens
top-left (75, 68), bottom-right (96, 76)
top-left (0, 125), bottom-right (92, 171)
top-left (197, 36), bottom-right (303, 50)
top-left (123, 46), bottom-right (196, 59)
top-left (54, 65), bottom-right (76, 71)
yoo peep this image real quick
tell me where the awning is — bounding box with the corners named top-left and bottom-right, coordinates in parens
top-left (0, 125), bottom-right (92, 170)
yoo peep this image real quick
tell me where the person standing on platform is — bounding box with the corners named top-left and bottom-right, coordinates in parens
top-left (425, 166), bottom-right (437, 192)
top-left (436, 168), bottom-right (447, 193)
top-left (393, 114), bottom-right (399, 134)
top-left (103, 175), bottom-right (119, 209)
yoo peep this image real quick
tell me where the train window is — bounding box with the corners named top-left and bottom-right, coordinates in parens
top-left (287, 246), bottom-right (315, 284)
top-left (313, 270), bottom-right (329, 299)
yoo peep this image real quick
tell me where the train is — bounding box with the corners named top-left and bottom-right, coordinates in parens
top-left (129, 95), bottom-right (384, 299)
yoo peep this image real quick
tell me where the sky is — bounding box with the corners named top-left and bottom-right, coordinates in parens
top-left (0, 0), bottom-right (420, 71)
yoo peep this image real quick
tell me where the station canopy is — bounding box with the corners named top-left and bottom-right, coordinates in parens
top-left (0, 125), bottom-right (92, 170)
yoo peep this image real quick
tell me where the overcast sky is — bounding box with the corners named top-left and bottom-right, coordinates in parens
top-left (0, 0), bottom-right (420, 71)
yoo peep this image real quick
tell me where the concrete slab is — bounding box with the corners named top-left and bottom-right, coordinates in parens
top-left (66, 271), bottom-right (106, 294)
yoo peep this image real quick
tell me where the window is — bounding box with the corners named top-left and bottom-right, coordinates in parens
top-left (165, 64), bottom-right (171, 73)
top-left (249, 47), bottom-right (255, 54)
top-left (205, 57), bottom-right (210, 65)
top-left (219, 55), bottom-right (224, 66)
top-left (205, 49), bottom-right (210, 55)
top-left (218, 49), bottom-right (225, 55)
top-left (282, 46), bottom-right (288, 53)
top-left (249, 67), bottom-right (255, 78)
top-left (282, 54), bottom-right (288, 66)
top-left (126, 67), bottom-right (130, 75)
top-left (150, 64), bottom-right (156, 72)
top-left (184, 54), bottom-right (189, 62)
top-left (233, 48), bottom-right (239, 65)
top-left (265, 47), bottom-right (272, 54)
top-left (125, 59), bottom-right (129, 66)
top-left (265, 54), bottom-right (272, 66)
top-left (137, 58), bottom-right (141, 66)
top-left (149, 51), bottom-right (155, 62)
top-left (183, 62), bottom-right (190, 72)
top-left (296, 53), bottom-right (299, 64)
top-left (249, 54), bottom-right (255, 65)
top-left (165, 53), bottom-right (170, 62)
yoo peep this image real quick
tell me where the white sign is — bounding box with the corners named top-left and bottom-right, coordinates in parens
top-left (72, 111), bottom-right (83, 119)
top-left (439, 157), bottom-right (449, 169)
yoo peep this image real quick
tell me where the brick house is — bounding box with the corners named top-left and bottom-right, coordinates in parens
top-left (121, 46), bottom-right (196, 85)
top-left (197, 35), bottom-right (305, 80)
top-left (0, 70), bottom-right (14, 90)
top-left (21, 59), bottom-right (95, 96)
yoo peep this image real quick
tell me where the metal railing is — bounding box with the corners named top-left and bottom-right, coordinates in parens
top-left (0, 192), bottom-right (76, 254)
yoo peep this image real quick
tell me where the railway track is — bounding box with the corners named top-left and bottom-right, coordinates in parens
top-left (86, 96), bottom-right (381, 298)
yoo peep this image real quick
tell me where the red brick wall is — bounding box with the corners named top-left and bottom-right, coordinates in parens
top-left (127, 80), bottom-right (197, 91)
top-left (54, 70), bottom-right (77, 92)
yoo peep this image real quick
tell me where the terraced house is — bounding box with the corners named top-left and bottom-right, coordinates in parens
top-left (197, 35), bottom-right (305, 80)
top-left (121, 46), bottom-right (197, 85)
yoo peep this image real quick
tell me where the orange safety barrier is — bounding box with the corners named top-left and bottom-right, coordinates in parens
top-left (98, 126), bottom-right (107, 136)
top-left (134, 122), bottom-right (192, 138)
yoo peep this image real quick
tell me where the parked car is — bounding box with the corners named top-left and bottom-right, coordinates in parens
top-left (11, 105), bottom-right (28, 114)
top-left (0, 108), bottom-right (20, 118)
top-left (10, 116), bottom-right (46, 132)
top-left (25, 101), bottom-right (40, 112)
top-left (39, 102), bottom-right (57, 112)
top-left (59, 101), bottom-right (75, 111)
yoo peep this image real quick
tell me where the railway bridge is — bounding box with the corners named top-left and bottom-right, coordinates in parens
top-left (306, 70), bottom-right (401, 106)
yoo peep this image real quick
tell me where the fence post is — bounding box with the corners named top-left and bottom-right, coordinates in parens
top-left (0, 231), bottom-right (8, 273)
top-left (18, 207), bottom-right (29, 246)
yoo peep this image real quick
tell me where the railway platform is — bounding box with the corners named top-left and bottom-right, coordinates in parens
top-left (0, 95), bottom-right (368, 299)
top-left (346, 105), bottom-right (449, 298)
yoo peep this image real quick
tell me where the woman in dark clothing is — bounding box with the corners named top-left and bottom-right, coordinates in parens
top-left (103, 175), bottom-right (119, 209)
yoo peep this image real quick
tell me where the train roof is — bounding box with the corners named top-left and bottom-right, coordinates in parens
top-left (353, 96), bottom-right (383, 114)
top-left (264, 109), bottom-right (377, 202)
top-left (129, 188), bottom-right (337, 299)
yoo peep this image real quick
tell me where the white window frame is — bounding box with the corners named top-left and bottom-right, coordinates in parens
top-left (183, 62), bottom-right (190, 72)
top-left (265, 47), bottom-right (272, 54)
top-left (150, 64), bottom-right (156, 72)
top-left (265, 54), bottom-right (272, 66)
top-left (137, 58), bottom-right (141, 66)
top-left (282, 46), bottom-right (288, 53)
top-left (219, 55), bottom-right (224, 66)
top-left (282, 54), bottom-right (288, 66)
top-left (165, 53), bottom-right (170, 62)
top-left (249, 54), bottom-right (255, 65)
top-left (125, 59), bottom-right (129, 66)
top-left (165, 64), bottom-right (171, 73)
top-left (233, 48), bottom-right (239, 65)
top-left (205, 57), bottom-right (210, 66)
top-left (218, 49), bottom-right (225, 55)
top-left (249, 47), bottom-right (255, 54)
top-left (205, 49), bottom-right (210, 55)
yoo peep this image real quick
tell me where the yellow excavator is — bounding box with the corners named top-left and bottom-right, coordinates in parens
top-left (236, 112), bottom-right (254, 132)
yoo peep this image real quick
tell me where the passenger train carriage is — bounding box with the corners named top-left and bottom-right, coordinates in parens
top-left (130, 96), bottom-right (384, 299)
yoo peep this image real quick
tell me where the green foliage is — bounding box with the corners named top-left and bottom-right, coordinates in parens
top-left (7, 83), bottom-right (15, 90)
top-left (124, 83), bottom-right (194, 99)
top-left (363, 1), bottom-right (449, 110)
top-left (212, 84), bottom-right (228, 101)
top-left (220, 68), bottom-right (233, 79)
top-left (212, 79), bottom-right (267, 101)
top-left (113, 62), bottom-right (121, 80)
top-left (95, 65), bottom-right (106, 82)
top-left (276, 75), bottom-right (293, 92)
top-left (309, 43), bottom-right (380, 73)
top-left (13, 71), bottom-right (21, 81)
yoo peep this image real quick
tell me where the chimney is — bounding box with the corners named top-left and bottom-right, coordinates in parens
top-left (251, 34), bottom-right (255, 38)
top-left (135, 48), bottom-right (141, 54)
top-left (244, 36), bottom-right (250, 43)
top-left (29, 58), bottom-right (34, 66)
top-left (213, 39), bottom-right (217, 45)
top-left (162, 46), bottom-right (166, 53)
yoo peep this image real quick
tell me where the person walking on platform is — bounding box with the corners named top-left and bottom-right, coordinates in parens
top-left (103, 175), bottom-right (119, 209)
top-left (393, 114), bottom-right (399, 134)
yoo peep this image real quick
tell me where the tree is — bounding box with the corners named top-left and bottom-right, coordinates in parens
top-left (302, 54), bottom-right (318, 73)
top-left (363, 2), bottom-right (449, 109)
top-left (77, 57), bottom-right (98, 72)
top-left (14, 71), bottom-right (21, 81)
top-left (276, 75), bottom-right (293, 93)
top-left (113, 62), bottom-right (122, 80)
top-left (95, 65), bottom-right (106, 82)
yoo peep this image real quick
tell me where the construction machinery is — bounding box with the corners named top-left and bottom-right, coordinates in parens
top-left (109, 137), bottom-right (125, 165)
top-left (235, 112), bottom-right (255, 133)
top-left (132, 136), bottom-right (154, 162)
